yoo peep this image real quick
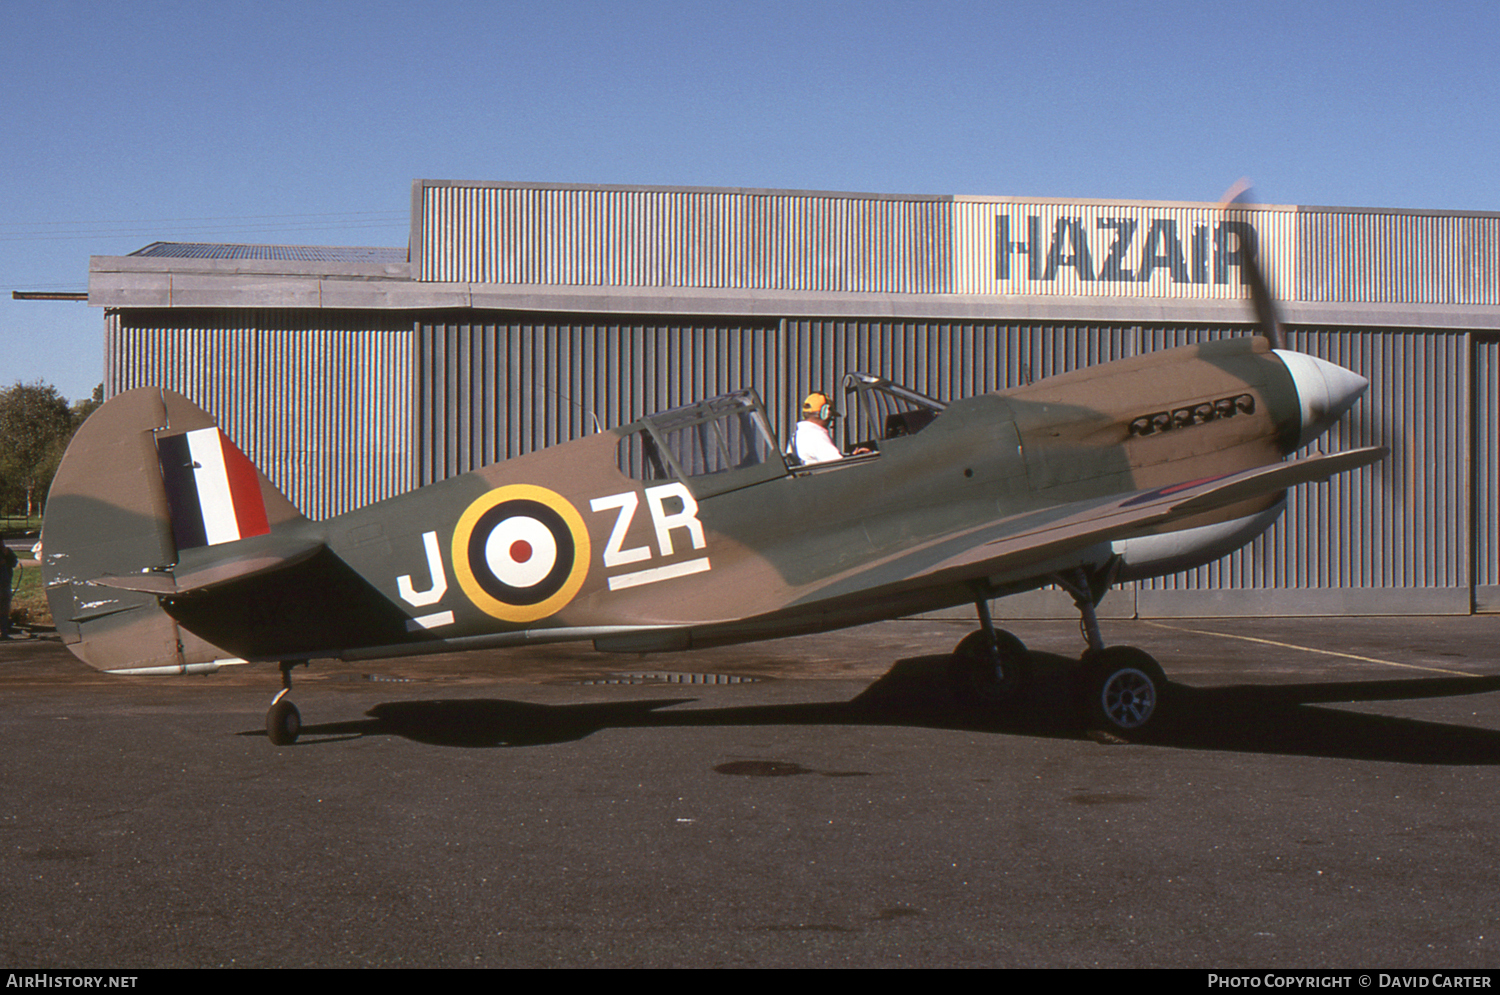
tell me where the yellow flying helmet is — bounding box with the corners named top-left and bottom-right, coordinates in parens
top-left (801, 392), bottom-right (834, 420)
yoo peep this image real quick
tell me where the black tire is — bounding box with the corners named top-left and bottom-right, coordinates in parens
top-left (1076, 646), bottom-right (1165, 736)
top-left (949, 628), bottom-right (1030, 705)
top-left (267, 699), bottom-right (301, 746)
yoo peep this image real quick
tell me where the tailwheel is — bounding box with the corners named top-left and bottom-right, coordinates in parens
top-left (1076, 646), bottom-right (1165, 738)
top-left (949, 628), bottom-right (1030, 705)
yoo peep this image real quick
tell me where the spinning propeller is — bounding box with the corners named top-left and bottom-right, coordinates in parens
top-left (1223, 180), bottom-right (1368, 451)
top-left (1222, 178), bottom-right (1285, 351)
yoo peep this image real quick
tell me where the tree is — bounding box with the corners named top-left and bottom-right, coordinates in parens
top-left (0, 381), bottom-right (75, 517)
top-left (71, 384), bottom-right (104, 427)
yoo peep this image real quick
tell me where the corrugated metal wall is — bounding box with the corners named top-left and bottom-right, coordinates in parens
top-left (1297, 211), bottom-right (1500, 305)
top-left (1477, 335), bottom-right (1500, 611)
top-left (106, 309), bottom-right (415, 520)
top-left (419, 184), bottom-right (952, 293)
top-left (417, 182), bottom-right (1500, 308)
top-left (416, 318), bottom-right (784, 483)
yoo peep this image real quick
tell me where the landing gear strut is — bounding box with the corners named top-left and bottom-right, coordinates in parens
top-left (949, 585), bottom-right (1030, 705)
top-left (266, 662), bottom-right (303, 746)
top-left (1054, 564), bottom-right (1167, 739)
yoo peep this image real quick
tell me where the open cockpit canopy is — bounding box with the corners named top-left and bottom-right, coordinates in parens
top-left (841, 372), bottom-right (946, 444)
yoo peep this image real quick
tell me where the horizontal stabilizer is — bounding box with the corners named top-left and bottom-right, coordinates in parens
top-left (92, 535), bottom-right (325, 596)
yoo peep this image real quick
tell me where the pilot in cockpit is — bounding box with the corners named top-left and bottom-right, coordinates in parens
top-left (789, 391), bottom-right (871, 465)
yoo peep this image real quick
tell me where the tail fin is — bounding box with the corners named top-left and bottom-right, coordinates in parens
top-left (43, 388), bottom-right (306, 673)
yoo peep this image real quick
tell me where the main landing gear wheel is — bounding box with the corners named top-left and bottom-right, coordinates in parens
top-left (267, 661), bottom-right (305, 746)
top-left (949, 628), bottom-right (1030, 705)
top-left (267, 696), bottom-right (301, 746)
top-left (1076, 646), bottom-right (1165, 737)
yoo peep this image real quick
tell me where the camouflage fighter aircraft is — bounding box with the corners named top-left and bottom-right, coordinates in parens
top-left (42, 246), bottom-right (1381, 744)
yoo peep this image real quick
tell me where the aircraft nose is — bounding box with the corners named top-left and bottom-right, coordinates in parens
top-left (1272, 349), bottom-right (1369, 450)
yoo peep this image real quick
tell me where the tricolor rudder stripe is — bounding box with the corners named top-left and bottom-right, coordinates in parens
top-left (157, 427), bottom-right (272, 550)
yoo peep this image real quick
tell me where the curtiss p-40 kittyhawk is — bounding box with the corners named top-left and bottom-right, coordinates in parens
top-left (42, 243), bottom-right (1382, 745)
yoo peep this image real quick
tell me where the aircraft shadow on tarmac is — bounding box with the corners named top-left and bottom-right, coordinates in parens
top-left (276, 651), bottom-right (1500, 765)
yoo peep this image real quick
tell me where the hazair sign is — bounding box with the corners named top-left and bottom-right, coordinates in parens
top-left (951, 202), bottom-right (1295, 299)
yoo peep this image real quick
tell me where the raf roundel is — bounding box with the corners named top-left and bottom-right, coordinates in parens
top-left (452, 484), bottom-right (592, 622)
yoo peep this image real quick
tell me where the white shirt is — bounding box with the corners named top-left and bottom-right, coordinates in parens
top-left (791, 420), bottom-right (843, 464)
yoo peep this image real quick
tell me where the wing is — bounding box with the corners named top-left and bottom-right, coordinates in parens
top-left (803, 447), bottom-right (1386, 603)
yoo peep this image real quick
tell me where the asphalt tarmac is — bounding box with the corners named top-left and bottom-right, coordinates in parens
top-left (4, 613), bottom-right (1500, 968)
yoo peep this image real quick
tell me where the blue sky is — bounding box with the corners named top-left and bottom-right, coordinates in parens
top-left (4, 0), bottom-right (1497, 401)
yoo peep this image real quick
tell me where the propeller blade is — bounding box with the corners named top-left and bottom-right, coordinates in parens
top-left (1239, 227), bottom-right (1286, 351)
top-left (1220, 179), bottom-right (1285, 351)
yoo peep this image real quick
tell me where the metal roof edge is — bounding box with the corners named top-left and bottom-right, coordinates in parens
top-left (91, 254), bottom-right (411, 280)
top-left (129, 241), bottom-right (409, 262)
top-left (414, 179), bottom-right (1500, 218)
top-left (952, 195), bottom-right (1300, 211)
top-left (86, 263), bottom-right (1500, 330)
top-left (1294, 203), bottom-right (1500, 220)
top-left (412, 178), bottom-right (957, 203)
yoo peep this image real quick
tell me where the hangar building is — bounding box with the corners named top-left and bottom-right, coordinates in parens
top-left (88, 180), bottom-right (1500, 618)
